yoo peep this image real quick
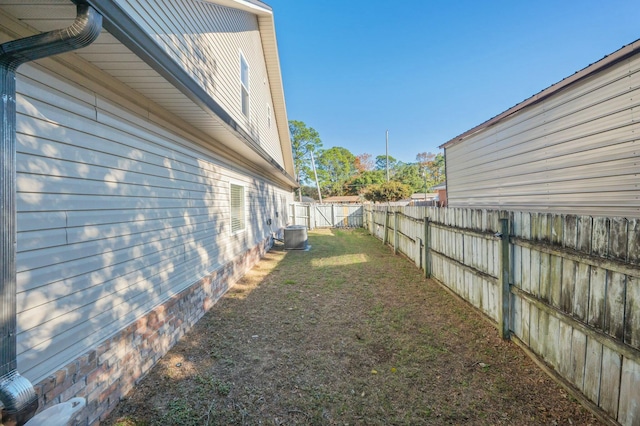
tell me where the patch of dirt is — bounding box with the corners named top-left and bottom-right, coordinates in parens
top-left (104, 228), bottom-right (602, 425)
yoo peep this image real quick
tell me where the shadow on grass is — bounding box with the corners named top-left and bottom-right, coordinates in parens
top-left (106, 229), bottom-right (600, 426)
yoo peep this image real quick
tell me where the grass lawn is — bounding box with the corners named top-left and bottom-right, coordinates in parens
top-left (105, 228), bottom-right (601, 425)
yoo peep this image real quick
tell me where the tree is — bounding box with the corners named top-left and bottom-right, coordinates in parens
top-left (392, 163), bottom-right (425, 193)
top-left (289, 120), bottom-right (323, 188)
top-left (316, 146), bottom-right (356, 196)
top-left (415, 152), bottom-right (435, 168)
top-left (375, 154), bottom-right (400, 173)
top-left (363, 181), bottom-right (412, 203)
top-left (414, 151), bottom-right (446, 191)
top-left (429, 152), bottom-right (446, 185)
top-left (343, 170), bottom-right (385, 195)
top-left (300, 185), bottom-right (319, 200)
top-left (354, 153), bottom-right (374, 172)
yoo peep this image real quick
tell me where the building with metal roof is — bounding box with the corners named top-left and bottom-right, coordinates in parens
top-left (440, 39), bottom-right (640, 217)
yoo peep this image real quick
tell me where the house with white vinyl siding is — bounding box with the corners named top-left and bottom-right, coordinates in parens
top-left (440, 39), bottom-right (640, 218)
top-left (0, 0), bottom-right (295, 423)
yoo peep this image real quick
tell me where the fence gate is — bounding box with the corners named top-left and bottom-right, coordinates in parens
top-left (289, 203), bottom-right (364, 229)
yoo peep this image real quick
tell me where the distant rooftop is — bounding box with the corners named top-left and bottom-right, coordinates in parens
top-left (323, 196), bottom-right (362, 204)
top-left (410, 193), bottom-right (437, 200)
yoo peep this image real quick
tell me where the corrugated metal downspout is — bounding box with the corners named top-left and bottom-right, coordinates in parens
top-left (0, 4), bottom-right (101, 425)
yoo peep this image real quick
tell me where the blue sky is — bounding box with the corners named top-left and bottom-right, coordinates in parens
top-left (266, 0), bottom-right (639, 164)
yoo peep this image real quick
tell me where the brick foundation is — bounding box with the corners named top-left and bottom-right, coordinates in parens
top-left (30, 237), bottom-right (272, 425)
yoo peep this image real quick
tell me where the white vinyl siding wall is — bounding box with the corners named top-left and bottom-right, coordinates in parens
top-left (445, 54), bottom-right (640, 217)
top-left (113, 0), bottom-right (284, 167)
top-left (14, 62), bottom-right (292, 383)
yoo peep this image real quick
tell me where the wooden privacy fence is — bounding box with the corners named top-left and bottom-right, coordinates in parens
top-left (289, 203), bottom-right (363, 229)
top-left (364, 205), bottom-right (640, 426)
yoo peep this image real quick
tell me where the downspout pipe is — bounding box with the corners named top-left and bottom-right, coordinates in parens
top-left (0, 4), bottom-right (101, 425)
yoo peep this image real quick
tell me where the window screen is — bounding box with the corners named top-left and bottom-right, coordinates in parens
top-left (240, 55), bottom-right (250, 117)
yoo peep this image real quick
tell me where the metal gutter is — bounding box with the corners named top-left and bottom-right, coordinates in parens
top-left (0, 4), bottom-right (102, 424)
top-left (75, 0), bottom-right (298, 188)
top-left (440, 38), bottom-right (640, 150)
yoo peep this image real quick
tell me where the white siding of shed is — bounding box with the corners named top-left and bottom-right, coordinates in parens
top-left (446, 54), bottom-right (640, 217)
top-left (14, 61), bottom-right (292, 384)
top-left (111, 0), bottom-right (285, 166)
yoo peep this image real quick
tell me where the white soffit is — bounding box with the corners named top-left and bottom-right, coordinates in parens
top-left (199, 0), bottom-right (272, 16)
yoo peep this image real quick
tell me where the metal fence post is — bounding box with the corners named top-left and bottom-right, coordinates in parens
top-left (498, 215), bottom-right (511, 340)
top-left (424, 217), bottom-right (430, 278)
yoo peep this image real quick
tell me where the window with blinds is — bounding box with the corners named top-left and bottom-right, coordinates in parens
top-left (230, 183), bottom-right (245, 233)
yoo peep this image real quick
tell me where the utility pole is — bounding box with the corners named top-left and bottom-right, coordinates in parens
top-left (424, 170), bottom-right (428, 201)
top-left (295, 167), bottom-right (302, 202)
top-left (310, 151), bottom-right (322, 204)
top-left (385, 129), bottom-right (389, 182)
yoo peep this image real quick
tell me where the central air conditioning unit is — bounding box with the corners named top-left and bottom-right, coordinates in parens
top-left (284, 225), bottom-right (308, 250)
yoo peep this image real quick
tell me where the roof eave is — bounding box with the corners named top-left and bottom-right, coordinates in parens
top-left (255, 13), bottom-right (295, 179)
top-left (193, 0), bottom-right (295, 178)
top-left (76, 0), bottom-right (297, 187)
top-left (440, 38), bottom-right (640, 150)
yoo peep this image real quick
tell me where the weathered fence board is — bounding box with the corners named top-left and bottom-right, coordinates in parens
top-left (589, 267), bottom-right (607, 329)
top-left (550, 255), bottom-right (563, 309)
top-left (629, 219), bottom-right (640, 263)
top-left (363, 204), bottom-right (640, 426)
top-left (564, 215), bottom-right (578, 250)
top-left (540, 252), bottom-right (551, 303)
top-left (578, 216), bottom-right (593, 253)
top-left (289, 203), bottom-right (363, 229)
top-left (592, 217), bottom-right (609, 258)
top-left (558, 320), bottom-right (573, 378)
top-left (569, 328), bottom-right (587, 389)
top-left (599, 346), bottom-right (621, 417)
top-left (606, 272), bottom-right (626, 341)
top-left (561, 258), bottom-right (577, 314)
top-left (583, 336), bottom-right (602, 402)
top-left (574, 263), bottom-right (590, 322)
top-left (618, 357), bottom-right (640, 425)
top-left (546, 314), bottom-right (561, 368)
top-left (610, 218), bottom-right (628, 261)
top-left (512, 295), bottom-right (523, 339)
top-left (530, 249), bottom-right (541, 297)
top-left (625, 276), bottom-right (640, 348)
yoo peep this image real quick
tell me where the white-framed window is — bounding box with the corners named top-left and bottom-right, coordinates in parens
top-left (230, 183), bottom-right (246, 233)
top-left (240, 53), bottom-right (250, 117)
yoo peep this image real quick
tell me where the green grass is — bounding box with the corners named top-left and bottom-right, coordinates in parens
top-left (194, 375), bottom-right (231, 396)
top-left (164, 399), bottom-right (199, 426)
